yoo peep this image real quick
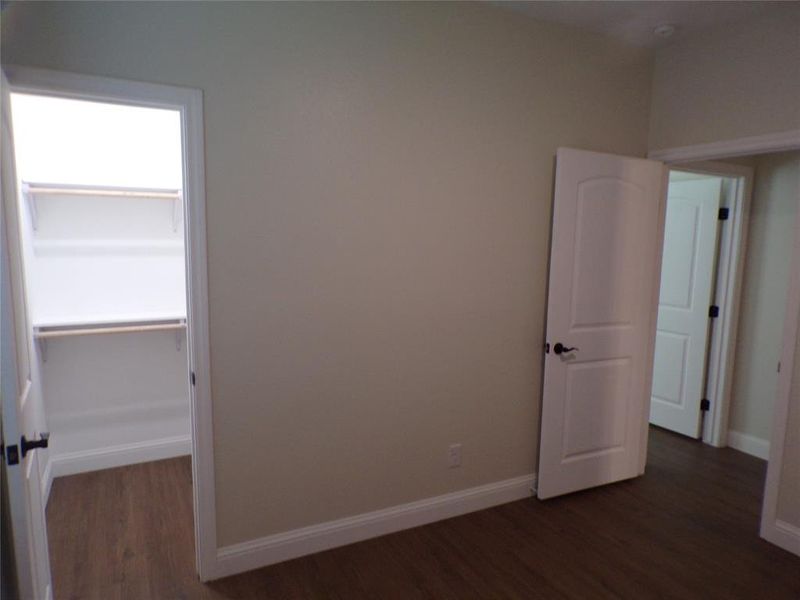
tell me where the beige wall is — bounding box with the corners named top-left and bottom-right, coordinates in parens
top-left (779, 312), bottom-right (800, 528)
top-left (1, 2), bottom-right (653, 546)
top-left (729, 152), bottom-right (800, 442)
top-left (648, 5), bottom-right (800, 150)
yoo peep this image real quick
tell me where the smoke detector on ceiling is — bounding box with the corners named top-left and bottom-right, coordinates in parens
top-left (653, 24), bottom-right (677, 39)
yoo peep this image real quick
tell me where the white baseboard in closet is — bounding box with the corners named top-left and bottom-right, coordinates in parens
top-left (727, 430), bottom-right (770, 460)
top-left (211, 473), bottom-right (536, 580)
top-left (43, 434), bottom-right (191, 504)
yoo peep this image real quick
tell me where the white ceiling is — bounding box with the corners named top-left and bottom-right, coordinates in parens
top-left (496, 1), bottom-right (795, 48)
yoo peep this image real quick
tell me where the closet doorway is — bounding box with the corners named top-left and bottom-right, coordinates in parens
top-left (3, 67), bottom-right (215, 592)
top-left (11, 93), bottom-right (192, 481)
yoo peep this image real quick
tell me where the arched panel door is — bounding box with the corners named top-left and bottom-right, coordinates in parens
top-left (538, 147), bottom-right (664, 500)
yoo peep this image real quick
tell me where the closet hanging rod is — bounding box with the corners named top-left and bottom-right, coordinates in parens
top-left (23, 183), bottom-right (181, 200)
top-left (34, 321), bottom-right (186, 339)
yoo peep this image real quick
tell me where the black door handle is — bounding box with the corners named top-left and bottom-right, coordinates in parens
top-left (21, 432), bottom-right (49, 458)
top-left (553, 343), bottom-right (579, 355)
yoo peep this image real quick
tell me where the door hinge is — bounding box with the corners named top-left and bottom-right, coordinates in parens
top-left (718, 207), bottom-right (730, 220)
top-left (5, 444), bottom-right (19, 465)
top-left (709, 305), bottom-right (720, 318)
top-left (700, 399), bottom-right (710, 412)
top-left (191, 371), bottom-right (196, 386)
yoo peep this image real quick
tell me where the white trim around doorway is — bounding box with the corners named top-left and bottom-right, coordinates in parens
top-left (4, 65), bottom-right (218, 580)
top-left (649, 130), bottom-right (800, 163)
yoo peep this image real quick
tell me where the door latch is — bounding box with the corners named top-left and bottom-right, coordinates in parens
top-left (4, 444), bottom-right (19, 465)
top-left (553, 343), bottom-right (579, 355)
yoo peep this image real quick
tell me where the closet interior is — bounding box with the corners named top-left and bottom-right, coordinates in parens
top-left (10, 93), bottom-right (191, 503)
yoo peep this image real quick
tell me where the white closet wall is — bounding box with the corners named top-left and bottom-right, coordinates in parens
top-left (42, 334), bottom-right (189, 459)
top-left (10, 94), bottom-right (190, 497)
top-left (27, 190), bottom-right (186, 324)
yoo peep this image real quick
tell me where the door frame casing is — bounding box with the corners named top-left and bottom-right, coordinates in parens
top-left (3, 66), bottom-right (218, 580)
top-left (649, 129), bottom-right (800, 555)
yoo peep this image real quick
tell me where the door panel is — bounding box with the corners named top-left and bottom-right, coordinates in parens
top-left (1, 69), bottom-right (53, 600)
top-left (571, 180), bottom-right (644, 329)
top-left (650, 178), bottom-right (722, 438)
top-left (563, 358), bottom-right (630, 460)
top-left (538, 148), bottom-right (664, 500)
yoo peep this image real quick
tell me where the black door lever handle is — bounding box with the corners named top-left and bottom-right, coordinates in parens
top-left (553, 343), bottom-right (578, 355)
top-left (21, 432), bottom-right (49, 458)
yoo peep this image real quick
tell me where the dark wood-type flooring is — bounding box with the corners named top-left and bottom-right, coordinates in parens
top-left (47, 427), bottom-right (800, 599)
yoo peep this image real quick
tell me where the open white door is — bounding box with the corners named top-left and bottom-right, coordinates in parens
top-left (1, 71), bottom-right (53, 600)
top-left (650, 178), bottom-right (722, 438)
top-left (538, 148), bottom-right (665, 500)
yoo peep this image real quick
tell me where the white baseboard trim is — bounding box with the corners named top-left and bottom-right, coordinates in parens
top-left (727, 430), bottom-right (770, 460)
top-left (46, 435), bottom-right (191, 484)
top-left (211, 473), bottom-right (536, 580)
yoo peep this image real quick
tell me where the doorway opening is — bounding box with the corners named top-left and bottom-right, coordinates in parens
top-left (537, 139), bottom-right (799, 557)
top-left (649, 152), bottom-right (800, 464)
top-left (9, 90), bottom-right (194, 590)
top-left (2, 68), bottom-right (215, 597)
top-left (10, 92), bottom-right (191, 475)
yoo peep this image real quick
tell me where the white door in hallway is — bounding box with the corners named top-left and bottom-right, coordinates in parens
top-left (1, 70), bottom-right (53, 600)
top-left (538, 148), bottom-right (665, 500)
top-left (649, 178), bottom-right (722, 438)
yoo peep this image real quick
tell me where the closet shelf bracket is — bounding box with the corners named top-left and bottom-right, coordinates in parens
top-left (172, 192), bottom-right (183, 233)
top-left (21, 182), bottom-right (39, 231)
top-left (176, 320), bottom-right (186, 351)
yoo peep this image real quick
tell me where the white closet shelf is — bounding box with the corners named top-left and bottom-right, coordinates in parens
top-left (22, 181), bottom-right (184, 232)
top-left (33, 240), bottom-right (184, 250)
top-left (33, 314), bottom-right (186, 328)
top-left (32, 239), bottom-right (184, 258)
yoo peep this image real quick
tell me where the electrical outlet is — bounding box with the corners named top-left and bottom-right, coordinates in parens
top-left (447, 443), bottom-right (462, 468)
